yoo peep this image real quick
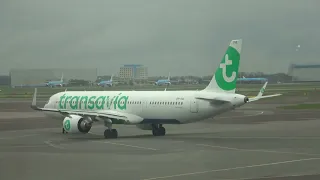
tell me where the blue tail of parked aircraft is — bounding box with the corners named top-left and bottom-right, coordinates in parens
top-left (155, 73), bottom-right (171, 86)
top-left (46, 73), bottom-right (65, 88)
top-left (98, 74), bottom-right (113, 87)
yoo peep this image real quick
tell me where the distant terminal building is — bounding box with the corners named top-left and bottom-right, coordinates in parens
top-left (288, 64), bottom-right (320, 82)
top-left (10, 68), bottom-right (97, 87)
top-left (0, 75), bottom-right (10, 85)
top-left (119, 64), bottom-right (148, 80)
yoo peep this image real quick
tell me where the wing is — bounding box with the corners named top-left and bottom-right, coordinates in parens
top-left (194, 92), bottom-right (231, 104)
top-left (30, 88), bottom-right (143, 124)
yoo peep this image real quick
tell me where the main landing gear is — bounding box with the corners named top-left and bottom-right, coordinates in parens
top-left (152, 124), bottom-right (166, 136)
top-left (104, 119), bottom-right (118, 139)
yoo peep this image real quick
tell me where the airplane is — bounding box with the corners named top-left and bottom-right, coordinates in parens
top-left (237, 76), bottom-right (267, 83)
top-left (155, 73), bottom-right (171, 86)
top-left (46, 73), bottom-right (65, 88)
top-left (97, 75), bottom-right (113, 87)
top-left (30, 39), bottom-right (282, 139)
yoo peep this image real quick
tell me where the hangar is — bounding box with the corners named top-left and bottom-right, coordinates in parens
top-left (288, 64), bottom-right (320, 82)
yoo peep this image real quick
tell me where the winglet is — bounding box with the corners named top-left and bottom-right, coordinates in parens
top-left (257, 81), bottom-right (268, 97)
top-left (31, 88), bottom-right (40, 110)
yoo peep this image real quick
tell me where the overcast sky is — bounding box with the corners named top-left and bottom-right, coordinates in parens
top-left (0, 0), bottom-right (319, 76)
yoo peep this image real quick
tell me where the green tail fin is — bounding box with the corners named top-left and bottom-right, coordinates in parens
top-left (203, 39), bottom-right (242, 93)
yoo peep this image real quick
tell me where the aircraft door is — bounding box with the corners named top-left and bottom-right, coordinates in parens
top-left (140, 98), bottom-right (148, 112)
top-left (190, 99), bottom-right (199, 113)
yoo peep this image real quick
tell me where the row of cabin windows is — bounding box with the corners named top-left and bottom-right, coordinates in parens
top-left (150, 102), bottom-right (183, 105)
top-left (57, 101), bottom-right (139, 105)
top-left (56, 101), bottom-right (183, 105)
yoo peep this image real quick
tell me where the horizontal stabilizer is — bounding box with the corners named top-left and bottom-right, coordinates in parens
top-left (195, 92), bottom-right (231, 103)
top-left (249, 94), bottom-right (282, 102)
top-left (248, 82), bottom-right (282, 102)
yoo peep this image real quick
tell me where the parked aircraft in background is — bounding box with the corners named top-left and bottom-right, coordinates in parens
top-left (97, 75), bottom-right (113, 87)
top-left (237, 76), bottom-right (268, 83)
top-left (155, 73), bottom-right (171, 86)
top-left (46, 73), bottom-right (66, 88)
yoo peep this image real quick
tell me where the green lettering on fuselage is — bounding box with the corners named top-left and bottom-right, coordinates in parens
top-left (59, 94), bottom-right (66, 109)
top-left (114, 93), bottom-right (121, 109)
top-left (96, 96), bottom-right (106, 109)
top-left (70, 96), bottom-right (80, 109)
top-left (58, 93), bottom-right (129, 110)
top-left (105, 96), bottom-right (111, 109)
top-left (117, 95), bottom-right (128, 110)
top-left (88, 96), bottom-right (96, 109)
top-left (64, 96), bottom-right (72, 109)
top-left (79, 96), bottom-right (88, 109)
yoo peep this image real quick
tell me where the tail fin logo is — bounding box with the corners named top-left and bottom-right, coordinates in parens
top-left (220, 54), bottom-right (236, 83)
top-left (214, 46), bottom-right (240, 91)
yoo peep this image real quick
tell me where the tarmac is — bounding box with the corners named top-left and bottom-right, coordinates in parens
top-left (1, 96), bottom-right (320, 180)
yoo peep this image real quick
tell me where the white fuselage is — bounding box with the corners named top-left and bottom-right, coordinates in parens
top-left (43, 90), bottom-right (246, 124)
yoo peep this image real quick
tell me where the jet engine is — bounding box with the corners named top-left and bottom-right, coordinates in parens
top-left (136, 124), bottom-right (153, 130)
top-left (63, 115), bottom-right (93, 134)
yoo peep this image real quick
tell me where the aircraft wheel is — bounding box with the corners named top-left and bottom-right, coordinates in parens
top-left (152, 126), bottom-right (166, 136)
top-left (159, 127), bottom-right (166, 136)
top-left (104, 129), bottom-right (118, 139)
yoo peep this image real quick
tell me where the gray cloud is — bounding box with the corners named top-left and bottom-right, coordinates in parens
top-left (0, 0), bottom-right (319, 76)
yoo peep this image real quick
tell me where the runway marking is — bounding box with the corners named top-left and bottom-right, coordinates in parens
top-left (44, 140), bottom-right (65, 149)
top-left (216, 111), bottom-right (264, 119)
top-left (197, 144), bottom-right (320, 157)
top-left (94, 141), bottom-right (157, 151)
top-left (1, 109), bottom-right (17, 111)
top-left (0, 121), bottom-right (15, 124)
top-left (0, 145), bottom-right (47, 148)
top-left (0, 134), bottom-right (38, 140)
top-left (170, 140), bottom-right (184, 143)
top-left (219, 172), bottom-right (320, 180)
top-left (202, 136), bottom-right (320, 140)
top-left (141, 157), bottom-right (320, 180)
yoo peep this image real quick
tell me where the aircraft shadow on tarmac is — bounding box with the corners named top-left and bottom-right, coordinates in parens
top-left (50, 131), bottom-right (222, 144)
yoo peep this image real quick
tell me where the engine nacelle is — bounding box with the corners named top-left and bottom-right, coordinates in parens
top-left (63, 115), bottom-right (93, 134)
top-left (136, 124), bottom-right (153, 130)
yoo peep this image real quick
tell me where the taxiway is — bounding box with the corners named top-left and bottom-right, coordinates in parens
top-left (1, 98), bottom-right (320, 180)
